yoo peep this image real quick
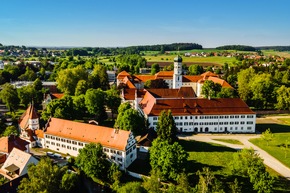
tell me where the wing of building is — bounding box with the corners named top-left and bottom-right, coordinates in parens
top-left (140, 96), bottom-right (256, 133)
top-left (43, 117), bottom-right (137, 169)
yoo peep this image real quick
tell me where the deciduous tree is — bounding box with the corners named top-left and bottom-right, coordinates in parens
top-left (149, 138), bottom-right (188, 181)
top-left (261, 128), bottom-right (274, 146)
top-left (156, 110), bottom-right (178, 144)
top-left (0, 83), bottom-right (19, 112)
top-left (105, 86), bottom-right (121, 119)
top-left (76, 143), bottom-right (109, 180)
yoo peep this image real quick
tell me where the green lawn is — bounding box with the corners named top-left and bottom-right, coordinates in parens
top-left (212, 138), bottom-right (243, 145)
top-left (278, 118), bottom-right (290, 125)
top-left (250, 122), bottom-right (290, 169)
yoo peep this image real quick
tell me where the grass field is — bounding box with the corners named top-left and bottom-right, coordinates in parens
top-left (262, 50), bottom-right (290, 58)
top-left (250, 120), bottom-right (290, 170)
top-left (212, 138), bottom-right (243, 145)
top-left (144, 55), bottom-right (236, 66)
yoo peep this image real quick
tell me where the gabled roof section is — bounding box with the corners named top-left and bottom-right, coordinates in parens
top-left (133, 75), bottom-right (156, 83)
top-left (200, 71), bottom-right (219, 78)
top-left (0, 136), bottom-right (29, 153)
top-left (146, 87), bottom-right (196, 98)
top-left (19, 104), bottom-right (39, 129)
top-left (208, 76), bottom-right (233, 89)
top-left (117, 71), bottom-right (131, 79)
top-left (123, 76), bottom-right (136, 89)
top-left (45, 118), bottom-right (131, 151)
top-left (182, 75), bottom-right (203, 83)
top-left (155, 71), bottom-right (174, 79)
top-left (50, 93), bottom-right (64, 99)
top-left (123, 88), bottom-right (136, 100)
top-left (145, 98), bottom-right (255, 116)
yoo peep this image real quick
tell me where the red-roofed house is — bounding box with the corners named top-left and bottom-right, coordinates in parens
top-left (43, 118), bottom-right (137, 169)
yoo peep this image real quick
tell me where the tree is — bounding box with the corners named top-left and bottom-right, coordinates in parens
top-left (188, 64), bottom-right (203, 75)
top-left (229, 148), bottom-right (275, 193)
top-left (144, 79), bottom-right (169, 89)
top-left (229, 178), bottom-right (242, 193)
top-left (76, 143), bottom-right (109, 180)
top-left (42, 95), bottom-right (75, 121)
top-left (250, 73), bottom-right (277, 109)
top-left (0, 83), bottom-right (19, 112)
top-left (201, 80), bottom-right (222, 99)
top-left (61, 171), bottom-right (79, 193)
top-left (105, 86), bottom-right (121, 119)
top-left (17, 85), bottom-right (36, 107)
top-left (3, 125), bottom-right (19, 136)
top-left (90, 64), bottom-right (109, 90)
top-left (196, 167), bottom-right (216, 193)
top-left (109, 163), bottom-right (122, 190)
top-left (151, 63), bottom-right (160, 75)
top-left (73, 94), bottom-right (87, 119)
top-left (149, 138), bottom-right (188, 181)
top-left (276, 85), bottom-right (290, 110)
top-left (75, 79), bottom-right (89, 96)
top-left (237, 68), bottom-right (255, 102)
top-left (143, 169), bottom-right (163, 193)
top-left (261, 128), bottom-right (274, 146)
top-left (56, 66), bottom-right (88, 95)
top-left (114, 103), bottom-right (146, 136)
top-left (156, 110), bottom-right (178, 144)
top-left (85, 88), bottom-right (107, 124)
top-left (117, 182), bottom-right (146, 193)
top-left (18, 157), bottom-right (78, 193)
top-left (217, 87), bottom-right (236, 98)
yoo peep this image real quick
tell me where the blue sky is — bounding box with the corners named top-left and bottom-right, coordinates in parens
top-left (1, 0), bottom-right (290, 48)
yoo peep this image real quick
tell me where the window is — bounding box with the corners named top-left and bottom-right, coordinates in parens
top-left (247, 127), bottom-right (252, 130)
top-left (247, 121), bottom-right (253, 124)
top-left (117, 157), bottom-right (122, 162)
top-left (62, 144), bottom-right (66, 148)
top-left (67, 140), bottom-right (71, 144)
top-left (46, 141), bottom-right (50, 144)
top-left (67, 146), bottom-right (71, 149)
top-left (46, 135), bottom-right (50, 139)
top-left (190, 116), bottom-right (193, 119)
top-left (241, 115), bottom-right (245, 118)
top-left (56, 143), bottom-right (60, 147)
top-left (56, 137), bottom-right (60, 141)
top-left (194, 122), bottom-right (198, 125)
top-left (241, 121), bottom-right (245, 124)
top-left (117, 151), bottom-right (122, 155)
top-left (189, 122), bottom-right (193, 125)
top-left (230, 116), bottom-right (234, 118)
top-left (73, 147), bottom-right (77, 151)
top-left (51, 142), bottom-right (55, 145)
top-left (247, 115), bottom-right (254, 118)
top-left (153, 122), bottom-right (157, 125)
top-left (153, 117), bottom-right (158, 120)
top-left (130, 154), bottom-right (133, 158)
top-left (180, 116), bottom-right (183, 120)
top-left (78, 142), bottom-right (83, 146)
top-left (184, 122), bottom-right (188, 126)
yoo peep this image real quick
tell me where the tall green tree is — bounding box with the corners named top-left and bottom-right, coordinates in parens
top-left (275, 85), bottom-right (290, 110)
top-left (229, 148), bottom-right (275, 193)
top-left (188, 64), bottom-right (203, 75)
top-left (56, 66), bottom-right (88, 95)
top-left (151, 63), bottom-right (160, 75)
top-left (76, 143), bottom-right (109, 180)
top-left (149, 138), bottom-right (188, 181)
top-left (114, 102), bottom-right (146, 136)
top-left (237, 68), bottom-right (255, 102)
top-left (18, 157), bottom-right (79, 193)
top-left (156, 110), bottom-right (178, 144)
top-left (85, 88), bottom-right (107, 124)
top-left (105, 86), bottom-right (121, 119)
top-left (75, 79), bottom-right (89, 96)
top-left (90, 64), bottom-right (109, 90)
top-left (201, 80), bottom-right (222, 99)
top-left (142, 169), bottom-right (163, 193)
top-left (17, 85), bottom-right (36, 107)
top-left (0, 83), bottom-right (19, 112)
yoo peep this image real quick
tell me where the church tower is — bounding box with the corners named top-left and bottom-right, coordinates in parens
top-left (173, 55), bottom-right (183, 89)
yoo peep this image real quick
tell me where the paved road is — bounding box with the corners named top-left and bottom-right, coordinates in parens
top-left (179, 134), bottom-right (290, 180)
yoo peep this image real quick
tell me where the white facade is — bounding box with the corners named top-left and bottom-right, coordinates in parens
top-left (148, 114), bottom-right (256, 133)
top-left (44, 132), bottom-right (137, 170)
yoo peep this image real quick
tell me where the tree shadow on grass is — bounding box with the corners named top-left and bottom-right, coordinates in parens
top-left (179, 139), bottom-right (237, 153)
top-left (256, 123), bottom-right (290, 133)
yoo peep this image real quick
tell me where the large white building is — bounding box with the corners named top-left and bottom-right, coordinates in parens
top-left (139, 91), bottom-right (256, 133)
top-left (41, 118), bottom-right (136, 170)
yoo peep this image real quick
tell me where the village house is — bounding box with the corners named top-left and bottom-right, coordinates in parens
top-left (0, 148), bottom-right (38, 181)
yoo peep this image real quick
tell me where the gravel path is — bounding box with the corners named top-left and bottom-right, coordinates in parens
top-left (179, 134), bottom-right (290, 179)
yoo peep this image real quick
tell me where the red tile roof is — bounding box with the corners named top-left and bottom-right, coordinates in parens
top-left (141, 98), bottom-right (255, 116)
top-left (133, 75), bottom-right (156, 83)
top-left (0, 136), bottom-right (29, 153)
top-left (200, 71), bottom-right (219, 78)
top-left (117, 71), bottom-right (131, 79)
top-left (208, 77), bottom-right (233, 89)
top-left (50, 93), bottom-right (64, 99)
top-left (123, 88), bottom-right (136, 100)
top-left (183, 75), bottom-right (203, 82)
top-left (146, 87), bottom-right (196, 98)
top-left (155, 71), bottom-right (174, 79)
top-left (45, 118), bottom-right (131, 151)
